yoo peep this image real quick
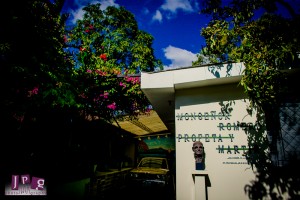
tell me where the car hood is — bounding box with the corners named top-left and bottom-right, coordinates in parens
top-left (130, 167), bottom-right (169, 175)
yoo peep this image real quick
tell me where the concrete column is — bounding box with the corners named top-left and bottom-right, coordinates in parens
top-left (192, 170), bottom-right (210, 200)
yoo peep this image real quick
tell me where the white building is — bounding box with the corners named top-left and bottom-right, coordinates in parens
top-left (141, 63), bottom-right (261, 200)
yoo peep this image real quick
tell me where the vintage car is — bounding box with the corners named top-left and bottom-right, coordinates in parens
top-left (127, 157), bottom-right (174, 190)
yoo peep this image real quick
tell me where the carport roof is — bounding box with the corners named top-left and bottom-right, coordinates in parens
top-left (112, 110), bottom-right (169, 137)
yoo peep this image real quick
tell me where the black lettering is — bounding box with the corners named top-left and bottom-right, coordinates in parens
top-left (227, 146), bottom-right (232, 154)
top-left (198, 112), bottom-right (202, 120)
top-left (229, 134), bottom-right (234, 142)
top-left (212, 134), bottom-right (217, 142)
top-left (218, 145), bottom-right (224, 153)
top-left (184, 134), bottom-right (190, 142)
top-left (234, 145), bottom-right (239, 154)
top-left (218, 134), bottom-right (223, 142)
top-left (227, 123), bottom-right (231, 130)
top-left (177, 134), bottom-right (182, 142)
top-left (241, 145), bottom-right (247, 154)
top-left (205, 134), bottom-right (210, 142)
top-left (204, 112), bottom-right (209, 120)
top-left (191, 134), bottom-right (197, 142)
top-left (211, 111), bottom-right (217, 120)
top-left (198, 134), bottom-right (203, 140)
top-left (191, 113), bottom-right (196, 120)
top-left (225, 113), bottom-right (230, 120)
top-left (233, 122), bottom-right (239, 131)
top-left (185, 113), bottom-right (189, 120)
top-left (218, 112), bottom-right (223, 120)
top-left (218, 123), bottom-right (225, 131)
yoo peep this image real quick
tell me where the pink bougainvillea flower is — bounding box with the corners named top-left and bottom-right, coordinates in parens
top-left (119, 82), bottom-right (126, 88)
top-left (107, 102), bottom-right (117, 110)
top-left (32, 87), bottom-right (39, 94)
top-left (100, 53), bottom-right (107, 61)
top-left (89, 25), bottom-right (94, 29)
top-left (126, 76), bottom-right (140, 84)
top-left (85, 29), bottom-right (90, 33)
top-left (87, 69), bottom-right (92, 73)
top-left (27, 86), bottom-right (39, 97)
top-left (100, 92), bottom-right (109, 99)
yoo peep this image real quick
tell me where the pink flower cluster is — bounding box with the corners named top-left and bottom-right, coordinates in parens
top-left (100, 92), bottom-right (109, 99)
top-left (125, 76), bottom-right (140, 84)
top-left (28, 86), bottom-right (39, 97)
top-left (107, 102), bottom-right (116, 110)
top-left (119, 82), bottom-right (126, 88)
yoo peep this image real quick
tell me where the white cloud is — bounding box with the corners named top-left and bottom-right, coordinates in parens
top-left (161, 0), bottom-right (196, 13)
top-left (97, 0), bottom-right (119, 9)
top-left (70, 0), bottom-right (119, 24)
top-left (71, 9), bottom-right (85, 24)
top-left (150, 0), bottom-right (199, 22)
top-left (163, 45), bottom-right (197, 69)
top-left (152, 10), bottom-right (163, 23)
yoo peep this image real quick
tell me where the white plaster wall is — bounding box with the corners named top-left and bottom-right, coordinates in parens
top-left (175, 84), bottom-right (258, 200)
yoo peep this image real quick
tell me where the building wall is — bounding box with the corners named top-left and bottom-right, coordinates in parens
top-left (175, 83), bottom-right (258, 200)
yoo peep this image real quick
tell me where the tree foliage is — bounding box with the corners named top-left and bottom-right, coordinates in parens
top-left (0, 0), bottom-right (75, 129)
top-left (194, 0), bottom-right (300, 109)
top-left (1, 1), bottom-right (162, 130)
top-left (65, 3), bottom-right (162, 121)
top-left (197, 1), bottom-right (300, 199)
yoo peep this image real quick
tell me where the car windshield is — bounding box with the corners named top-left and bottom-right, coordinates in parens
top-left (138, 158), bottom-right (168, 169)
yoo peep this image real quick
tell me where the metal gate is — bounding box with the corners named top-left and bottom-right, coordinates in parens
top-left (276, 102), bottom-right (300, 166)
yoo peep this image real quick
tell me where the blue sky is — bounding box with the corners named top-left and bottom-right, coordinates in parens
top-left (62, 0), bottom-right (211, 70)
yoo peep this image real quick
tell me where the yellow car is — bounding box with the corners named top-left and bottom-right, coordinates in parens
top-left (128, 157), bottom-right (173, 189)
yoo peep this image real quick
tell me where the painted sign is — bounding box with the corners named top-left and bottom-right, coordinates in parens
top-left (175, 99), bottom-right (258, 200)
top-left (176, 100), bottom-right (258, 166)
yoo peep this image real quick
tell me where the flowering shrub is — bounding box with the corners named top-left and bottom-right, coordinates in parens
top-left (65, 3), bottom-right (161, 120)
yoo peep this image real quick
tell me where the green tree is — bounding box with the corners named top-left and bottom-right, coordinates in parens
top-left (0, 0), bottom-right (75, 131)
top-left (196, 1), bottom-right (300, 199)
top-left (0, 0), bottom-right (85, 184)
top-left (194, 0), bottom-right (300, 109)
top-left (65, 3), bottom-right (162, 121)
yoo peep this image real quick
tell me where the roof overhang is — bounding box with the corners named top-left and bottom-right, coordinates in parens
top-left (111, 110), bottom-right (169, 137)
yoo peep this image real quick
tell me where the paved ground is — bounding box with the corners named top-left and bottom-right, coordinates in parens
top-left (91, 184), bottom-right (176, 200)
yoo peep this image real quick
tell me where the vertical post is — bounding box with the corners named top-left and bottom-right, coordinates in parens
top-left (192, 170), bottom-right (210, 200)
top-left (195, 175), bottom-right (206, 200)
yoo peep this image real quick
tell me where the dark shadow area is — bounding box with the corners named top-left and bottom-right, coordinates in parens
top-left (0, 107), bottom-right (136, 199)
top-left (88, 184), bottom-right (175, 200)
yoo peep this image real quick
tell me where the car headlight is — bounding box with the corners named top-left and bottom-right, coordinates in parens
top-left (156, 174), bottom-right (166, 180)
top-left (130, 173), bottom-right (139, 178)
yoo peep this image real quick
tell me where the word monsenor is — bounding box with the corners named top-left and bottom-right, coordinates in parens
top-left (176, 111), bottom-right (231, 120)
